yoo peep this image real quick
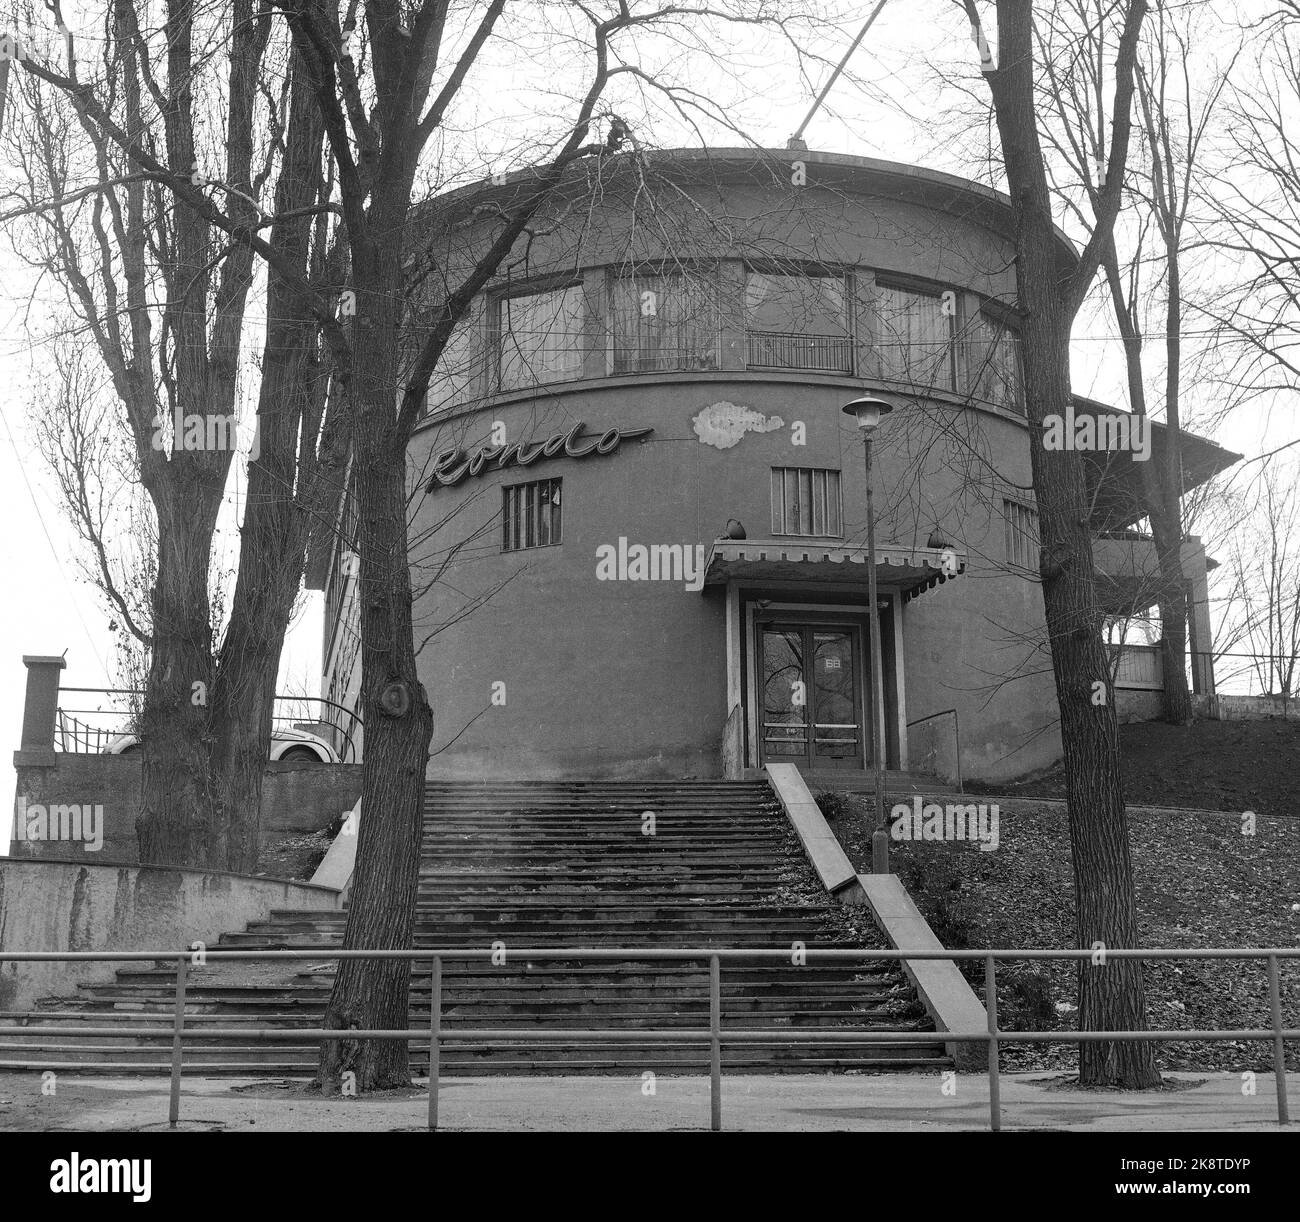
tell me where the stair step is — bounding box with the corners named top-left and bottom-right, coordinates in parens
top-left (10, 780), bottom-right (948, 1076)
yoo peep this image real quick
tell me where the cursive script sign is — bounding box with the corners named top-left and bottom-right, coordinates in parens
top-left (427, 420), bottom-right (653, 491)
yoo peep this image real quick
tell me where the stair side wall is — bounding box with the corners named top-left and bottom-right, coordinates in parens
top-left (0, 860), bottom-right (341, 1012)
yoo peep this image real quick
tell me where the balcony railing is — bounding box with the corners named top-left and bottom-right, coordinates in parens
top-left (54, 688), bottom-right (363, 764)
top-left (746, 330), bottom-right (853, 373)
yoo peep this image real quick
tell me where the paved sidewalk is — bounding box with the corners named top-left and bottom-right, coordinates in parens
top-left (0, 1071), bottom-right (1293, 1132)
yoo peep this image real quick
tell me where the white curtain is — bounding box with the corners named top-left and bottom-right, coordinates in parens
top-left (499, 285), bottom-right (585, 391)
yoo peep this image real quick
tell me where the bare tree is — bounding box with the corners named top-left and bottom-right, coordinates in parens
top-left (4, 3), bottom-right (346, 870)
top-left (1214, 460), bottom-right (1300, 696)
top-left (1193, 6), bottom-right (1300, 457)
top-left (961, 0), bottom-right (1161, 1088)
top-left (1037, 1), bottom-right (1242, 724)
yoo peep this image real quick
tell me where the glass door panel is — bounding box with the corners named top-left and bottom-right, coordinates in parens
top-left (811, 630), bottom-right (862, 765)
top-left (759, 621), bottom-right (866, 768)
top-left (761, 627), bottom-right (807, 759)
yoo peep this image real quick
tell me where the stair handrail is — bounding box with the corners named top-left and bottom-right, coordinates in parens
top-left (905, 707), bottom-right (962, 792)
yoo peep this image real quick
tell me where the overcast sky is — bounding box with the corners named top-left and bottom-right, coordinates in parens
top-left (0, 1), bottom-right (1284, 848)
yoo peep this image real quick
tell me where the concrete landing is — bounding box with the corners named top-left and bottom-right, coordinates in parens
top-left (743, 769), bottom-right (958, 795)
top-left (1, 1072), bottom-right (1291, 1132)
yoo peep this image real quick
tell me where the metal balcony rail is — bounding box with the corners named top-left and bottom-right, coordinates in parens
top-left (1, 946), bottom-right (1293, 1133)
top-left (53, 689), bottom-right (363, 764)
top-left (747, 330), bottom-right (853, 373)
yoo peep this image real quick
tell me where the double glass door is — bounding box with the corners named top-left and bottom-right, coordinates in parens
top-left (760, 621), bottom-right (866, 769)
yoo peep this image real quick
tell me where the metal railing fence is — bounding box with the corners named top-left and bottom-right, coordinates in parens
top-left (0, 945), bottom-right (1294, 1133)
top-left (53, 688), bottom-right (363, 764)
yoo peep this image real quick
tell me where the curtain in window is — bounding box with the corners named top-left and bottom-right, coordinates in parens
top-left (744, 273), bottom-right (847, 335)
top-left (875, 284), bottom-right (953, 389)
top-left (969, 314), bottom-right (1024, 413)
top-left (745, 273), bottom-right (850, 371)
top-left (610, 271), bottom-right (720, 372)
top-left (498, 286), bottom-right (584, 391)
top-left (424, 305), bottom-right (484, 416)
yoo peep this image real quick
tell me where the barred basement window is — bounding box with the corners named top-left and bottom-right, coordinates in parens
top-left (1003, 498), bottom-right (1039, 571)
top-left (503, 478), bottom-right (563, 551)
top-left (771, 468), bottom-right (842, 537)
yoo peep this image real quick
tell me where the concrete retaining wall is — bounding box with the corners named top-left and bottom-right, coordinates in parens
top-left (1203, 694), bottom-right (1300, 721)
top-left (0, 859), bottom-right (341, 1011)
top-left (1116, 689), bottom-right (1163, 724)
top-left (9, 754), bottom-right (362, 865)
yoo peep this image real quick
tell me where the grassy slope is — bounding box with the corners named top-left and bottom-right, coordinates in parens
top-left (818, 754), bottom-right (1300, 1071)
top-left (968, 718), bottom-right (1300, 818)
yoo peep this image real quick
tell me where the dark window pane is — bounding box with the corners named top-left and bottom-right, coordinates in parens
top-left (503, 478), bottom-right (563, 552)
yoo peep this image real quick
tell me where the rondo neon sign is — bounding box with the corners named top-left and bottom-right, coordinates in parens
top-left (426, 420), bottom-right (652, 491)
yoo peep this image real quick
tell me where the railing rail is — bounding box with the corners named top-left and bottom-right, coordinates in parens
top-left (0, 945), bottom-right (1292, 1132)
top-left (747, 329), bottom-right (853, 373)
top-left (906, 707), bottom-right (962, 792)
top-left (52, 688), bottom-right (363, 764)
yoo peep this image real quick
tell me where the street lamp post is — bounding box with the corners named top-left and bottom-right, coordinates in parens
top-left (842, 395), bottom-right (896, 874)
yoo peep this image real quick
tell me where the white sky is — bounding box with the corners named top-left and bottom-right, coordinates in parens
top-left (0, 1), bottom-right (1285, 846)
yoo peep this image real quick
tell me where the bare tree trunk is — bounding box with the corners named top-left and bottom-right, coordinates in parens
top-left (317, 229), bottom-right (434, 1091)
top-left (972, 0), bottom-right (1161, 1087)
top-left (206, 49), bottom-right (333, 871)
top-left (1102, 242), bottom-right (1192, 725)
top-left (137, 503), bottom-right (217, 864)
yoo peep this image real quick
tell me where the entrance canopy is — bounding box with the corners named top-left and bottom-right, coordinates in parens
top-left (702, 539), bottom-right (964, 602)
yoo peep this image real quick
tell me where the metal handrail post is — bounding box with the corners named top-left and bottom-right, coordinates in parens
top-left (985, 955), bottom-right (1000, 1132)
top-left (428, 955), bottom-right (442, 1131)
top-left (168, 954), bottom-right (188, 1129)
top-left (710, 954), bottom-right (722, 1132)
top-left (1268, 954), bottom-right (1290, 1125)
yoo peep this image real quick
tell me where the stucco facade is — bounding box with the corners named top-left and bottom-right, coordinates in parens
top-left (313, 149), bottom-right (1233, 785)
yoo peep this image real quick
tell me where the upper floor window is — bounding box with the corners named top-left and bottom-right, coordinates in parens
top-left (875, 282), bottom-right (955, 391)
top-left (968, 312), bottom-right (1024, 415)
top-left (424, 311), bottom-right (483, 418)
top-left (497, 285), bottom-right (584, 392)
top-left (772, 467), bottom-right (843, 537)
top-left (1003, 498), bottom-right (1039, 571)
top-left (610, 270), bottom-right (721, 373)
top-left (745, 271), bottom-right (852, 373)
top-left (503, 477), bottom-right (563, 551)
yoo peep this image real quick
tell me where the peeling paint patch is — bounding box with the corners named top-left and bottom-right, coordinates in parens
top-left (692, 401), bottom-right (784, 450)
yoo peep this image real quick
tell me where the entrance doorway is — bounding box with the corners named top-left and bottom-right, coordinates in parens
top-left (759, 620), bottom-right (866, 768)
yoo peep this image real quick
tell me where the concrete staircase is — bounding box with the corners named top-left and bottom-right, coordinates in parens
top-left (0, 781), bottom-right (949, 1075)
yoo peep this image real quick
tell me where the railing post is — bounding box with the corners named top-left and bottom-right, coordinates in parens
top-left (985, 955), bottom-right (1000, 1132)
top-left (427, 955), bottom-right (442, 1132)
top-left (1268, 954), bottom-right (1290, 1126)
top-left (952, 711), bottom-right (962, 794)
top-left (168, 954), bottom-right (188, 1129)
top-left (709, 954), bottom-right (722, 1132)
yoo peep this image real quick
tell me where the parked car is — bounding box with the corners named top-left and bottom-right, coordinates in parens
top-left (103, 725), bottom-right (339, 763)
